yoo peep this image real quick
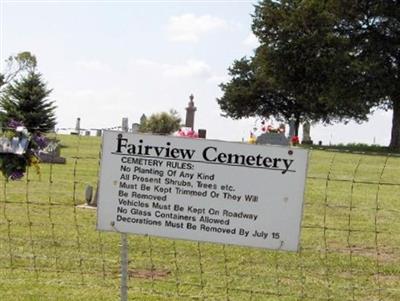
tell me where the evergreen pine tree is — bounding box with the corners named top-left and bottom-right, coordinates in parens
top-left (0, 72), bottom-right (56, 132)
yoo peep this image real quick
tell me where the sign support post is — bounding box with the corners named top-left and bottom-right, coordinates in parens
top-left (120, 232), bottom-right (128, 301)
top-left (120, 121), bottom-right (129, 301)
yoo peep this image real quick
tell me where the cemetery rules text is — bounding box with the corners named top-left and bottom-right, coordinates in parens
top-left (97, 131), bottom-right (308, 251)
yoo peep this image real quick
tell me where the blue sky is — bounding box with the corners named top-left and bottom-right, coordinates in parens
top-left (0, 0), bottom-right (393, 145)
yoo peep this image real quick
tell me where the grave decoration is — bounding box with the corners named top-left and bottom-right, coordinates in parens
top-left (0, 119), bottom-right (48, 180)
top-left (250, 119), bottom-right (289, 146)
top-left (38, 139), bottom-right (66, 164)
top-left (248, 132), bottom-right (257, 144)
top-left (291, 135), bottom-right (300, 146)
top-left (176, 127), bottom-right (199, 138)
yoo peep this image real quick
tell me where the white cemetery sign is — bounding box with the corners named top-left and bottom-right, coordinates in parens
top-left (97, 131), bottom-right (308, 251)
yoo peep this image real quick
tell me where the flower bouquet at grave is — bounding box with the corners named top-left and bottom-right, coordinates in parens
top-left (176, 127), bottom-right (199, 138)
top-left (248, 119), bottom-right (286, 143)
top-left (252, 119), bottom-right (286, 134)
top-left (262, 122), bottom-right (286, 134)
top-left (291, 135), bottom-right (300, 146)
top-left (0, 119), bottom-right (48, 180)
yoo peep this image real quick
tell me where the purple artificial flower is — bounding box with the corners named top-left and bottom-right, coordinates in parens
top-left (10, 170), bottom-right (24, 181)
top-left (32, 134), bottom-right (49, 149)
top-left (7, 119), bottom-right (24, 129)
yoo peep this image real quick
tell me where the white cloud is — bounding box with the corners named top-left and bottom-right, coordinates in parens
top-left (71, 89), bottom-right (96, 98)
top-left (167, 14), bottom-right (229, 43)
top-left (130, 58), bottom-right (213, 79)
top-left (162, 60), bottom-right (212, 78)
top-left (133, 58), bottom-right (158, 67)
top-left (75, 60), bottom-right (111, 72)
top-left (243, 32), bottom-right (259, 49)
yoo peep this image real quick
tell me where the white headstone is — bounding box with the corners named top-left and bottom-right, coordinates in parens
top-left (122, 118), bottom-right (129, 132)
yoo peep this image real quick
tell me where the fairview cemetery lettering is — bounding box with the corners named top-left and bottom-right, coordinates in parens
top-left (97, 131), bottom-right (308, 251)
top-left (115, 135), bottom-right (295, 174)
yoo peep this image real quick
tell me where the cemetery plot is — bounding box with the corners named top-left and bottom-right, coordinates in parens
top-left (97, 131), bottom-right (308, 251)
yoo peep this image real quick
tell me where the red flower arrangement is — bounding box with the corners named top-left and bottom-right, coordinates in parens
top-left (176, 128), bottom-right (199, 138)
top-left (291, 135), bottom-right (299, 145)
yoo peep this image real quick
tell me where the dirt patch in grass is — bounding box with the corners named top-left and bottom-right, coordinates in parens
top-left (328, 242), bottom-right (399, 263)
top-left (371, 273), bottom-right (400, 284)
top-left (127, 268), bottom-right (171, 280)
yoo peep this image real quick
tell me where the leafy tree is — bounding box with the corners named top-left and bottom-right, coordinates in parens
top-left (336, 1), bottom-right (400, 149)
top-left (0, 52), bottom-right (37, 91)
top-left (139, 110), bottom-right (181, 135)
top-left (218, 0), bottom-right (399, 148)
top-left (219, 1), bottom-right (371, 135)
top-left (0, 72), bottom-right (56, 132)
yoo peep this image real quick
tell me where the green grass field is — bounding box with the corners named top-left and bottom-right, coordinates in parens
top-left (0, 134), bottom-right (399, 300)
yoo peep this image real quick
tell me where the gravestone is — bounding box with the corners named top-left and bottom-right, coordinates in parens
top-left (91, 185), bottom-right (98, 206)
top-left (256, 132), bottom-right (289, 146)
top-left (288, 114), bottom-right (296, 138)
top-left (38, 141), bottom-right (66, 164)
top-left (75, 117), bottom-right (81, 132)
top-left (302, 121), bottom-right (313, 144)
top-left (185, 94), bottom-right (197, 129)
top-left (131, 123), bottom-right (140, 133)
top-left (122, 118), bottom-right (129, 132)
top-left (85, 185), bottom-right (93, 205)
top-left (71, 117), bottom-right (81, 135)
top-left (198, 129), bottom-right (207, 139)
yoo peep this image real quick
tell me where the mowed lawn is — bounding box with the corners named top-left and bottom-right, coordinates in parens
top-left (0, 134), bottom-right (399, 301)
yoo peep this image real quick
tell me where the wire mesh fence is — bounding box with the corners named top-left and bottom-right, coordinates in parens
top-left (0, 129), bottom-right (399, 300)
